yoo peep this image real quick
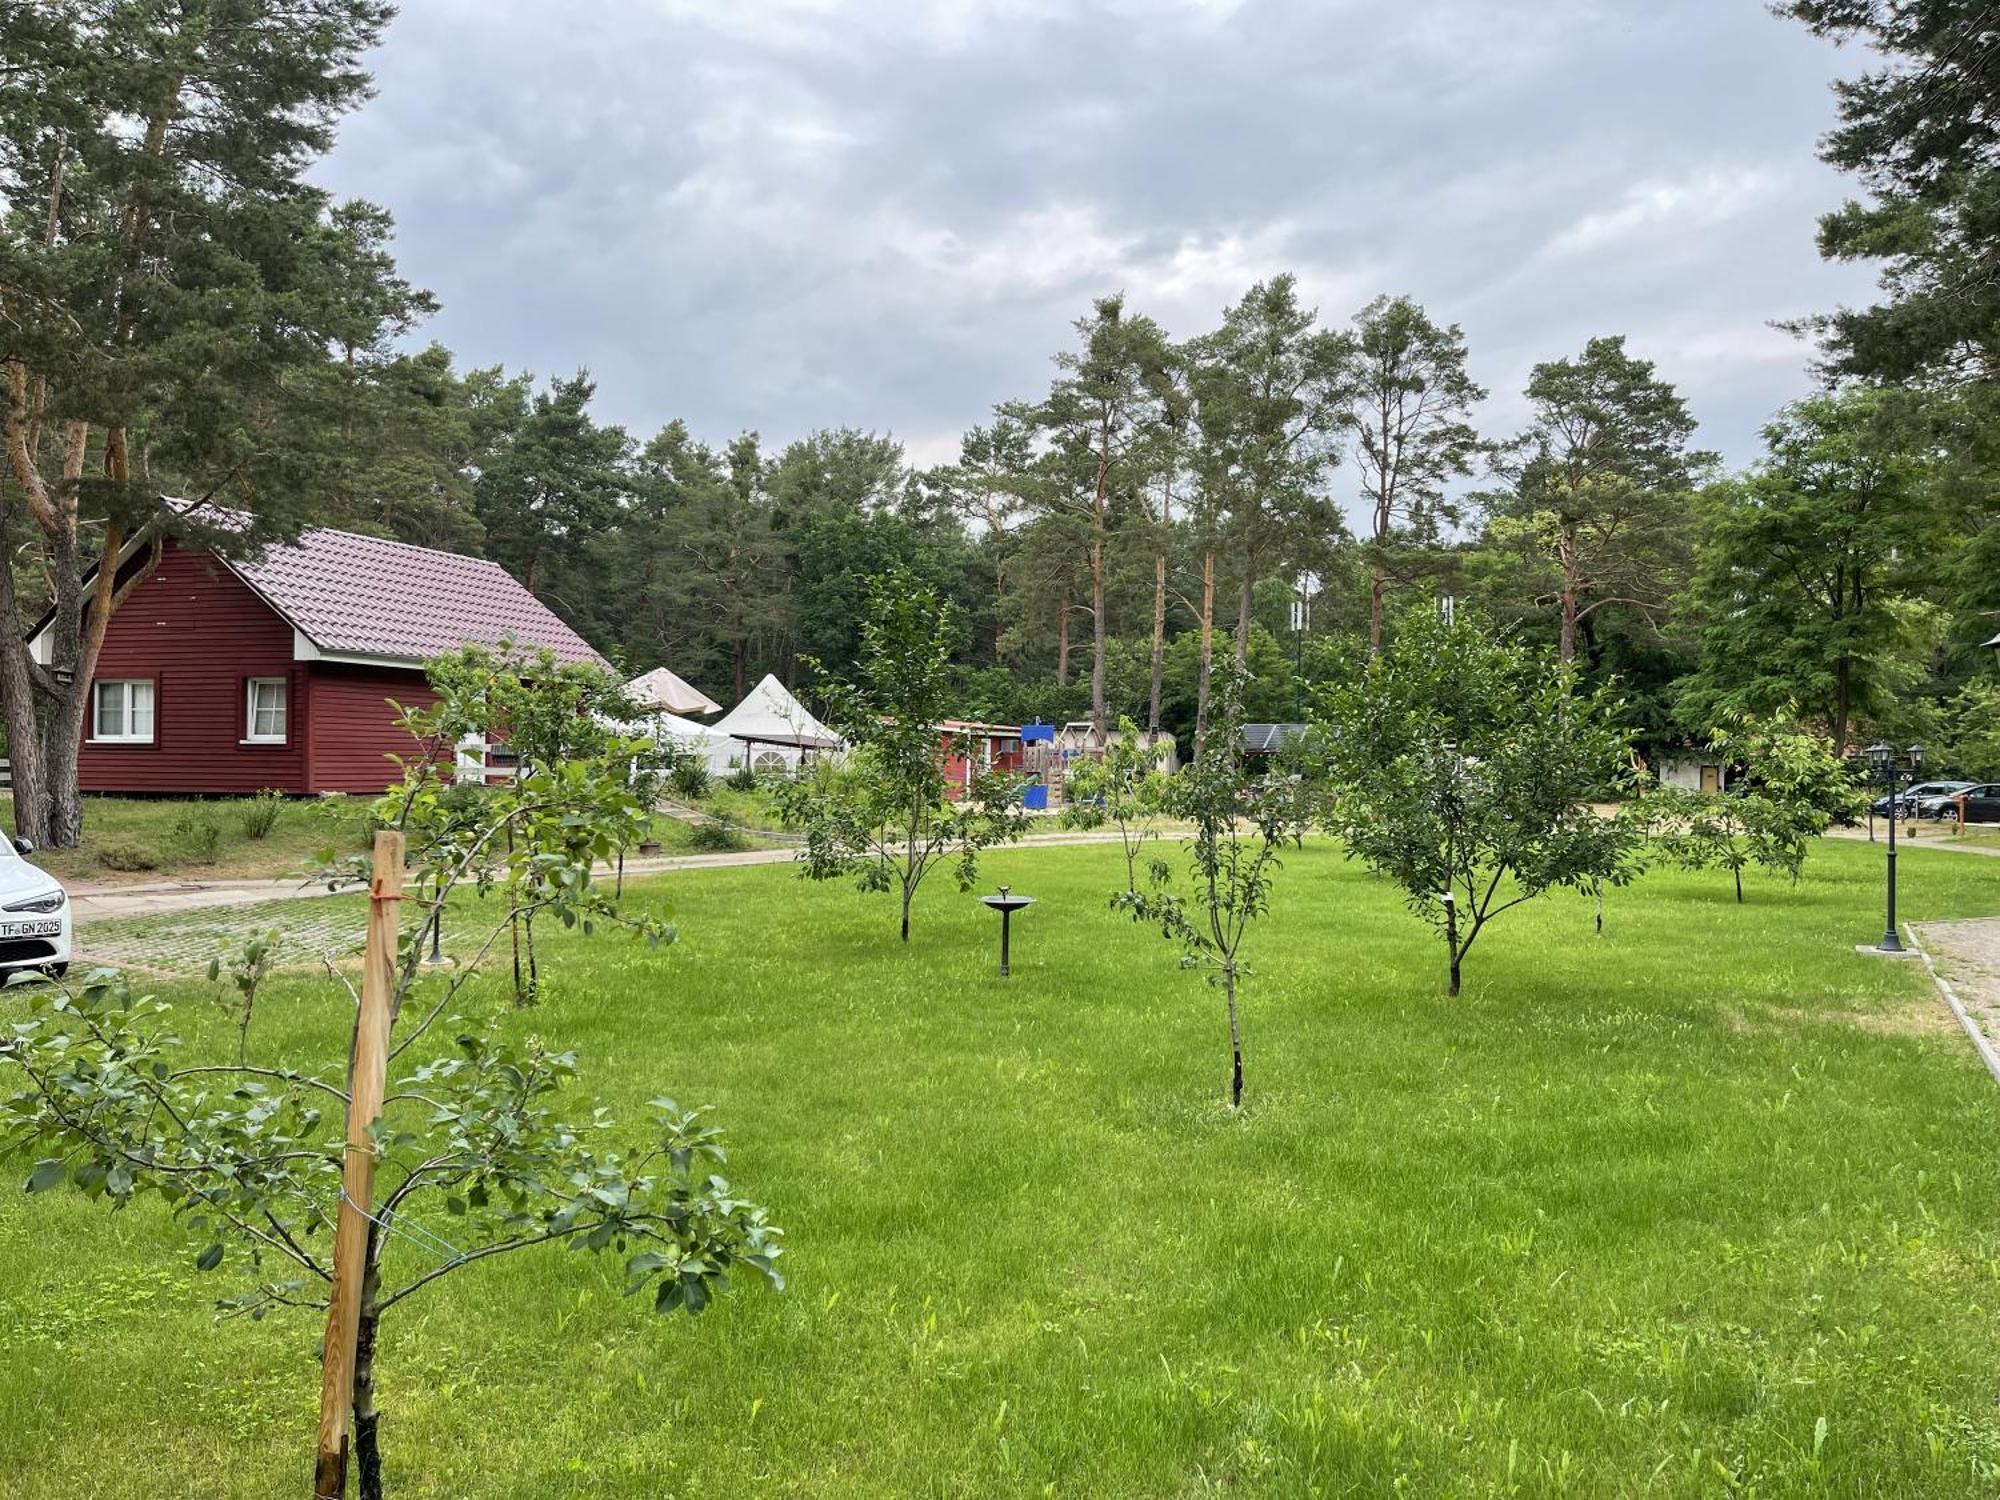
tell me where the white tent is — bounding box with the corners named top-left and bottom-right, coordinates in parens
top-left (605, 707), bottom-right (740, 776)
top-left (626, 665), bottom-right (722, 716)
top-left (710, 672), bottom-right (842, 773)
top-left (650, 710), bottom-right (734, 767)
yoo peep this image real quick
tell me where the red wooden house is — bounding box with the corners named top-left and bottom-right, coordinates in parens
top-left (37, 526), bottom-right (606, 796)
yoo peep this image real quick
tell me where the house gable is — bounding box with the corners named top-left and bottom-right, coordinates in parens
top-left (79, 540), bottom-right (313, 794)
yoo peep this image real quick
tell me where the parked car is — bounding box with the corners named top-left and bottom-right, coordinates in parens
top-left (1952, 784), bottom-right (2000, 825)
top-left (0, 836), bottom-right (69, 980)
top-left (1872, 780), bottom-right (1974, 817)
top-left (1916, 783), bottom-right (1980, 818)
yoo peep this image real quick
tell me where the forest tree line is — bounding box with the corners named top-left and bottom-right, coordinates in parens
top-left (300, 285), bottom-right (2000, 775)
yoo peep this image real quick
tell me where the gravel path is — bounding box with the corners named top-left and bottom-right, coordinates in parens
top-left (1913, 918), bottom-right (2000, 1058)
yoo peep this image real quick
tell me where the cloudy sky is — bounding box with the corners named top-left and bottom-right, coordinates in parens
top-left (319, 0), bottom-right (1880, 479)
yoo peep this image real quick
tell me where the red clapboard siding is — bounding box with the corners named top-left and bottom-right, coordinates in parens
top-left (80, 541), bottom-right (311, 794)
top-left (305, 662), bottom-right (438, 794)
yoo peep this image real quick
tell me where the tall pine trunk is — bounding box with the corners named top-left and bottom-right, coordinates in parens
top-left (1089, 539), bottom-right (1107, 749)
top-left (1193, 549), bottom-right (1215, 753)
top-left (1235, 575), bottom-right (1253, 664)
top-left (1147, 548), bottom-right (1167, 736)
top-left (0, 518), bottom-right (47, 846)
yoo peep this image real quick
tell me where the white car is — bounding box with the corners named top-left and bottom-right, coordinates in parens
top-left (0, 836), bottom-right (69, 981)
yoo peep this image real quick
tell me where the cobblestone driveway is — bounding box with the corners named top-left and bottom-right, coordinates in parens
top-left (73, 897), bottom-right (368, 978)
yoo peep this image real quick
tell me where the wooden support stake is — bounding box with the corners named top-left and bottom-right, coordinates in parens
top-left (313, 830), bottom-right (404, 1499)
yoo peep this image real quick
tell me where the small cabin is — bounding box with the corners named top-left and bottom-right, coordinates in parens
top-left (39, 525), bottom-right (606, 796)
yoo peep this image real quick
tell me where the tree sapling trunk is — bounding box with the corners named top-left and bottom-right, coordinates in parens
top-left (1443, 893), bottom-right (1462, 998)
top-left (354, 1234), bottom-right (385, 1500)
top-left (1224, 968), bottom-right (1243, 1108)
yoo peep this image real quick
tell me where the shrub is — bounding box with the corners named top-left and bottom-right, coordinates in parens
top-left (689, 820), bottom-right (746, 853)
top-left (725, 762), bottom-right (761, 793)
top-left (669, 758), bottom-right (712, 800)
top-left (168, 806), bottom-right (224, 865)
top-left (95, 840), bottom-right (160, 873)
top-left (238, 789), bottom-right (285, 841)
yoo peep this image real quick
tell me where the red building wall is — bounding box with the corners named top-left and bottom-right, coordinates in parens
top-left (78, 540), bottom-right (431, 796)
top-left (305, 663), bottom-right (437, 794)
top-left (80, 541), bottom-right (311, 794)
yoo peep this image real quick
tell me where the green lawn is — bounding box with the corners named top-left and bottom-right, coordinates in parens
top-left (1934, 825), bottom-right (2000, 853)
top-left (6, 837), bottom-right (2000, 1496)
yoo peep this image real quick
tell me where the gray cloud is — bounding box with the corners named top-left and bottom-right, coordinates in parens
top-left (320, 0), bottom-right (1878, 476)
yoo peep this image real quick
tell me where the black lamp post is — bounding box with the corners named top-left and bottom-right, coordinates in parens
top-left (1865, 741), bottom-right (1924, 953)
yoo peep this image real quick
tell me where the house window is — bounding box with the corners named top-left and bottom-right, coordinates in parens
top-left (245, 678), bottom-right (287, 743)
top-left (92, 679), bottom-right (155, 744)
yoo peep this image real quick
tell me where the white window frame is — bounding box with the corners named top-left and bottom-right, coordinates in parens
top-left (90, 679), bottom-right (155, 745)
top-left (243, 677), bottom-right (288, 745)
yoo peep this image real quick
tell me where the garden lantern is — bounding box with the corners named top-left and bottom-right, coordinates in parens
top-left (1864, 742), bottom-right (1924, 954)
top-left (978, 885), bottom-right (1035, 977)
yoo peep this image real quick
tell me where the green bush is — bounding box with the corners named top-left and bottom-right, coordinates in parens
top-left (669, 758), bottom-right (712, 800)
top-left (238, 789), bottom-right (285, 841)
top-left (725, 762), bottom-right (760, 793)
top-left (95, 840), bottom-right (160, 873)
top-left (168, 806), bottom-right (224, 865)
top-left (688, 820), bottom-right (746, 852)
top-left (437, 779), bottom-right (493, 826)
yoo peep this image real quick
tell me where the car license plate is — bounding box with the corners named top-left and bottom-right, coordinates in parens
top-left (0, 919), bottom-right (60, 938)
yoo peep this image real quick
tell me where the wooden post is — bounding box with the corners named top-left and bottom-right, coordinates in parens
top-left (314, 830), bottom-right (404, 1499)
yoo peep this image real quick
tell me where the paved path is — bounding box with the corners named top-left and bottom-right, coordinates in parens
top-left (1825, 827), bottom-right (2000, 858)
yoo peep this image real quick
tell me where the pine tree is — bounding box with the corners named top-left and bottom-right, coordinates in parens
top-left (0, 0), bottom-right (416, 844)
top-left (1343, 296), bottom-right (1485, 654)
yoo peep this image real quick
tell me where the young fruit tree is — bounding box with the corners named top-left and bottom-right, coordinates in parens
top-left (1117, 663), bottom-right (1312, 1108)
top-left (1059, 715), bottom-right (1171, 895)
top-left (400, 644), bottom-right (664, 1006)
top-left (777, 568), bottom-right (1027, 941)
top-left (0, 661), bottom-right (781, 1500)
top-left (1639, 715), bottom-right (1864, 902)
top-left (1314, 603), bottom-right (1636, 996)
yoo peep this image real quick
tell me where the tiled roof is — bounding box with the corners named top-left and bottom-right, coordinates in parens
top-left (230, 526), bottom-right (606, 668)
top-left (1239, 723), bottom-right (1308, 754)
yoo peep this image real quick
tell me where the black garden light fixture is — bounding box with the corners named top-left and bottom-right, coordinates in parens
top-left (1865, 741), bottom-right (1924, 954)
top-left (978, 885), bottom-right (1035, 977)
